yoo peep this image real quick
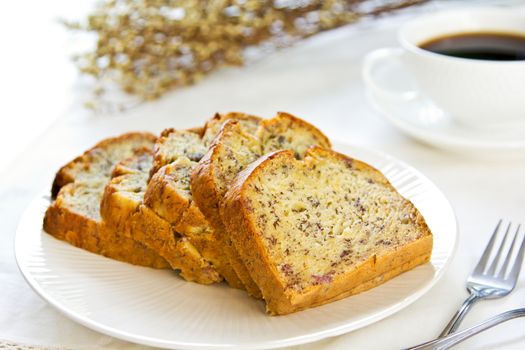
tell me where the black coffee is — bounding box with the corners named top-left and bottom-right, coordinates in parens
top-left (419, 32), bottom-right (525, 61)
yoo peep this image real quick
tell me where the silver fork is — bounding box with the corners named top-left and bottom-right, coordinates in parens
top-left (439, 220), bottom-right (525, 337)
top-left (407, 307), bottom-right (525, 350)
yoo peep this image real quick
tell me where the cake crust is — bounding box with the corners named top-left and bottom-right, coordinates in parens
top-left (100, 150), bottom-right (221, 284)
top-left (192, 113), bottom-right (332, 298)
top-left (144, 113), bottom-right (262, 289)
top-left (221, 148), bottom-right (433, 315)
top-left (191, 121), bottom-right (262, 296)
top-left (44, 132), bottom-right (169, 269)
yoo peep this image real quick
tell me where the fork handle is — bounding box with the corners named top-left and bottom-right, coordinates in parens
top-left (439, 293), bottom-right (481, 337)
top-left (405, 308), bottom-right (525, 350)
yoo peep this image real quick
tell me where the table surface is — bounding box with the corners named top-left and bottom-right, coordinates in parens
top-left (2, 1), bottom-right (525, 349)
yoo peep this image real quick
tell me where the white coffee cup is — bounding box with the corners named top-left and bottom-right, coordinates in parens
top-left (363, 8), bottom-right (525, 127)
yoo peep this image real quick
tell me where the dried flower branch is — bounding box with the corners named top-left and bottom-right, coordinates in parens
top-left (67, 0), bottom-right (426, 102)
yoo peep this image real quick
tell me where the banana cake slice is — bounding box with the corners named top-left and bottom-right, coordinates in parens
top-left (221, 147), bottom-right (433, 315)
top-left (191, 112), bottom-right (331, 297)
top-left (144, 113), bottom-right (262, 289)
top-left (43, 132), bottom-right (169, 268)
top-left (101, 149), bottom-right (221, 284)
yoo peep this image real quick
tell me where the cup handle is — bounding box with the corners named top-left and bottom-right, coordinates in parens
top-left (362, 47), bottom-right (418, 101)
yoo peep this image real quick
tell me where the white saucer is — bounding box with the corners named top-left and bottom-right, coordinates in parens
top-left (363, 58), bottom-right (525, 153)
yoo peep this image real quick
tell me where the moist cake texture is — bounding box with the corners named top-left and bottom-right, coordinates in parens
top-left (144, 113), bottom-right (262, 288)
top-left (191, 112), bottom-right (331, 297)
top-left (101, 150), bottom-right (221, 283)
top-left (44, 133), bottom-right (169, 268)
top-left (221, 147), bottom-right (433, 314)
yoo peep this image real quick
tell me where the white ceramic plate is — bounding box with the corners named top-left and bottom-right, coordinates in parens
top-left (15, 142), bottom-right (457, 349)
top-left (363, 54), bottom-right (525, 153)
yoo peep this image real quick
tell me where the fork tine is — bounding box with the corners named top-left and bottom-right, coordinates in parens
top-left (473, 219), bottom-right (502, 275)
top-left (486, 222), bottom-right (511, 276)
top-left (497, 226), bottom-right (519, 279)
top-left (507, 225), bottom-right (525, 284)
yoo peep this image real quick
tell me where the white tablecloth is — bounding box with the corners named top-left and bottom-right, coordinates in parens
top-left (2, 1), bottom-right (525, 349)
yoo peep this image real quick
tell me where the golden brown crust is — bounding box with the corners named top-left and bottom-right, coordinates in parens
top-left (174, 202), bottom-right (223, 270)
top-left (100, 180), bottom-right (137, 234)
top-left (280, 242), bottom-right (431, 315)
top-left (186, 126), bottom-right (205, 137)
top-left (44, 187), bottom-right (100, 248)
top-left (144, 165), bottom-right (189, 224)
top-left (191, 122), bottom-right (260, 294)
top-left (44, 185), bottom-right (169, 269)
top-left (261, 112), bottom-right (331, 149)
top-left (45, 132), bottom-right (170, 269)
top-left (145, 150), bottom-right (239, 285)
top-left (129, 204), bottom-right (221, 284)
top-left (204, 112), bottom-right (262, 129)
top-left (146, 116), bottom-right (262, 290)
top-left (101, 151), bottom-right (222, 284)
top-left (221, 149), bottom-right (433, 315)
top-left (192, 113), bottom-right (333, 298)
top-left (202, 112), bottom-right (262, 145)
top-left (189, 155), bottom-right (247, 288)
top-left (216, 151), bottom-right (287, 300)
top-left (143, 167), bottom-right (228, 283)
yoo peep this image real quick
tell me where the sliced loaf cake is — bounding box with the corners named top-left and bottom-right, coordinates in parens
top-left (43, 133), bottom-right (169, 268)
top-left (191, 112), bottom-right (331, 297)
top-left (144, 113), bottom-right (262, 289)
top-left (101, 149), bottom-right (221, 284)
top-left (221, 147), bottom-right (433, 315)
